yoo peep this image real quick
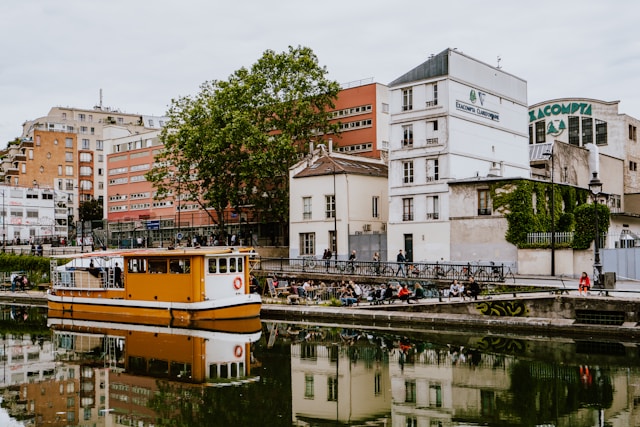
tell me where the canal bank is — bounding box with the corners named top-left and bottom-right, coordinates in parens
top-left (7, 278), bottom-right (640, 340)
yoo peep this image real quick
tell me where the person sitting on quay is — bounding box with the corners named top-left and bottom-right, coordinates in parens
top-left (339, 285), bottom-right (358, 306)
top-left (449, 279), bottom-right (464, 301)
top-left (383, 283), bottom-right (397, 303)
top-left (465, 276), bottom-right (481, 300)
top-left (411, 282), bottom-right (426, 301)
top-left (397, 283), bottom-right (414, 303)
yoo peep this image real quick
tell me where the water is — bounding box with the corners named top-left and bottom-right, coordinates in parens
top-left (0, 305), bottom-right (638, 426)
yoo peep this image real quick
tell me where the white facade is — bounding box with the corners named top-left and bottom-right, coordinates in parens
top-left (289, 146), bottom-right (388, 259)
top-left (0, 184), bottom-right (68, 244)
top-left (387, 48), bottom-right (529, 262)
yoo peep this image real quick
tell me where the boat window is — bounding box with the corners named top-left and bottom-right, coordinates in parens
top-left (208, 259), bottom-right (217, 273)
top-left (229, 258), bottom-right (236, 273)
top-left (219, 258), bottom-right (227, 274)
top-left (127, 258), bottom-right (147, 273)
top-left (237, 257), bottom-right (243, 272)
top-left (170, 258), bottom-right (190, 274)
top-left (149, 259), bottom-right (168, 274)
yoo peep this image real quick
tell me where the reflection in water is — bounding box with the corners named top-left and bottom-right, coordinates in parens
top-left (0, 306), bottom-right (637, 426)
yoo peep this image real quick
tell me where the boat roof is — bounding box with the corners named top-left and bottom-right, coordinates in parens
top-left (51, 246), bottom-right (257, 259)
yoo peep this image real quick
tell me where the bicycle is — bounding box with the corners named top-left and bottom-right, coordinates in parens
top-left (367, 262), bottom-right (389, 276)
top-left (336, 261), bottom-right (356, 274)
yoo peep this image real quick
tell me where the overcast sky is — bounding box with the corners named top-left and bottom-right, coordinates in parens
top-left (1, 0), bottom-right (638, 146)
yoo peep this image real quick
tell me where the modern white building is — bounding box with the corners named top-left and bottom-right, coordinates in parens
top-left (386, 48), bottom-right (530, 262)
top-left (0, 183), bottom-right (68, 244)
top-left (289, 143), bottom-right (388, 260)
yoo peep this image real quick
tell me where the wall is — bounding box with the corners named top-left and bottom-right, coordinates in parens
top-left (517, 248), bottom-right (594, 277)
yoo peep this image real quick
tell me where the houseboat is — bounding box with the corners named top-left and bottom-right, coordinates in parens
top-left (48, 247), bottom-right (261, 325)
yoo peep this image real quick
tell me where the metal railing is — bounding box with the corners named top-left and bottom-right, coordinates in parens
top-left (254, 258), bottom-right (511, 283)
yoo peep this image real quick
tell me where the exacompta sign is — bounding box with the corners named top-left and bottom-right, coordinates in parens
top-left (455, 100), bottom-right (500, 122)
top-left (529, 102), bottom-right (592, 122)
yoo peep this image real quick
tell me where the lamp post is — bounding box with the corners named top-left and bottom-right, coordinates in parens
top-left (589, 172), bottom-right (603, 287)
top-left (543, 148), bottom-right (555, 276)
top-left (1, 188), bottom-right (4, 251)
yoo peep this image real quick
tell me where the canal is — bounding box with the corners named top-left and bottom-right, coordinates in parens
top-left (0, 304), bottom-right (637, 426)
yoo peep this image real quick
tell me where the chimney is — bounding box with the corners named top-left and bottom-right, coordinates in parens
top-left (328, 138), bottom-right (333, 153)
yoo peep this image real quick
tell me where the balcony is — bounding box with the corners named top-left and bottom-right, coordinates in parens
top-left (425, 100), bottom-right (438, 107)
top-left (426, 212), bottom-right (439, 220)
top-left (426, 138), bottom-right (439, 145)
top-left (402, 213), bottom-right (414, 221)
top-left (478, 208), bottom-right (492, 216)
top-left (401, 139), bottom-right (413, 148)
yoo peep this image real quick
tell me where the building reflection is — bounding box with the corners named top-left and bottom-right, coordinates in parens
top-left (2, 315), bottom-right (261, 426)
top-left (282, 322), bottom-right (640, 426)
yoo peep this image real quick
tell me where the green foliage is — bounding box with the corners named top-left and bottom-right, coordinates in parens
top-left (146, 46), bottom-right (341, 234)
top-left (79, 199), bottom-right (103, 222)
top-left (491, 179), bottom-right (607, 248)
top-left (573, 202), bottom-right (610, 250)
top-left (0, 253), bottom-right (51, 273)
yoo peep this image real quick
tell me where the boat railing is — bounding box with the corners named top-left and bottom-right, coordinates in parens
top-left (51, 268), bottom-right (122, 290)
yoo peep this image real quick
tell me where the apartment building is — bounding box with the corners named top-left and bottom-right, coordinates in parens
top-left (386, 48), bottom-right (530, 263)
top-left (4, 105), bottom-right (165, 230)
top-left (329, 80), bottom-right (389, 158)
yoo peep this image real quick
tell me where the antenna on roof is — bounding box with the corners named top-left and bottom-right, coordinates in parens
top-left (497, 56), bottom-right (502, 69)
top-left (94, 89), bottom-right (103, 110)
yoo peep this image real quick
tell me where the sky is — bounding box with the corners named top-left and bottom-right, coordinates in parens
top-left (1, 0), bottom-right (639, 146)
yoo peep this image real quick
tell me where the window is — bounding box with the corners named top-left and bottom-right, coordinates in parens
top-left (299, 233), bottom-right (315, 255)
top-left (96, 140), bottom-right (103, 151)
top-left (302, 197), bottom-right (312, 220)
top-left (327, 376), bottom-right (338, 401)
top-left (478, 189), bottom-right (491, 215)
top-left (304, 375), bottom-right (314, 399)
top-left (402, 125), bottom-right (413, 147)
top-left (402, 198), bottom-right (413, 221)
top-left (429, 384), bottom-right (443, 407)
top-left (82, 139), bottom-right (90, 149)
top-left (325, 195), bottom-right (335, 219)
top-left (65, 138), bottom-right (73, 148)
top-left (582, 117), bottom-right (593, 144)
top-left (595, 119), bottom-right (607, 145)
top-left (149, 119), bottom-right (154, 127)
top-left (79, 126), bottom-right (87, 134)
top-left (568, 116), bottom-right (580, 146)
top-left (372, 196), bottom-right (379, 218)
top-left (432, 120), bottom-right (438, 131)
top-left (65, 152), bottom-right (73, 162)
top-left (405, 380), bottom-right (416, 403)
top-left (629, 161), bottom-right (637, 172)
top-left (79, 152), bottom-right (92, 162)
top-left (403, 161), bottom-right (414, 184)
top-left (402, 88), bottom-right (413, 111)
top-left (58, 165), bottom-right (62, 176)
top-left (433, 83), bottom-right (438, 105)
top-left (65, 166), bottom-right (73, 176)
top-left (629, 124), bottom-right (638, 141)
top-left (78, 113), bottom-right (85, 122)
top-left (528, 125), bottom-right (533, 144)
top-left (426, 196), bottom-right (439, 220)
top-left (426, 158), bottom-right (439, 182)
top-left (374, 372), bottom-right (382, 395)
top-left (382, 103), bottom-right (389, 113)
top-left (535, 121), bottom-right (545, 143)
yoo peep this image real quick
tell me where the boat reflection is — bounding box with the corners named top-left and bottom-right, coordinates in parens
top-left (32, 317), bottom-right (261, 426)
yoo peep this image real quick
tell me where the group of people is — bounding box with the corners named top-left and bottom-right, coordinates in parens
top-left (448, 276), bottom-right (481, 301)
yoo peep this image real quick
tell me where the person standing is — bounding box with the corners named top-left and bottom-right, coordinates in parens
top-left (114, 262), bottom-right (122, 287)
top-left (373, 252), bottom-right (381, 275)
top-left (578, 271), bottom-right (591, 295)
top-left (396, 250), bottom-right (406, 277)
top-left (323, 248), bottom-right (332, 272)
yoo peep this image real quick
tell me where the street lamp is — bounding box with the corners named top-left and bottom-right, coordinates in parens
top-left (589, 172), bottom-right (603, 287)
top-left (1, 188), bottom-right (4, 251)
top-left (543, 148), bottom-right (555, 276)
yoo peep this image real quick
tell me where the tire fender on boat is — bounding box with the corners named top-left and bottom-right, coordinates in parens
top-left (233, 277), bottom-right (243, 290)
top-left (234, 345), bottom-right (243, 358)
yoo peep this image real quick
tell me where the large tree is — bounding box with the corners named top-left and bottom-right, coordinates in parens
top-left (146, 45), bottom-right (340, 238)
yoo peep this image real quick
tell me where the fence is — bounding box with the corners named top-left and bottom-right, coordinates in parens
top-left (527, 232), bottom-right (574, 245)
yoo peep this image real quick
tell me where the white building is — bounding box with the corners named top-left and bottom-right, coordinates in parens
top-left (289, 143), bottom-right (388, 260)
top-left (0, 183), bottom-right (68, 244)
top-left (386, 48), bottom-right (530, 262)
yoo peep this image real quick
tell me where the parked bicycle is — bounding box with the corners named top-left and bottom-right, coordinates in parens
top-left (336, 261), bottom-right (356, 274)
